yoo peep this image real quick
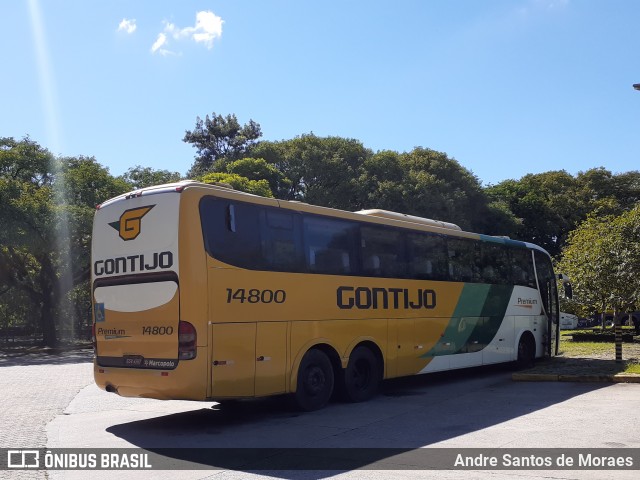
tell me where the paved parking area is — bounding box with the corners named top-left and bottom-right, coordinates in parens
top-left (47, 366), bottom-right (640, 480)
top-left (2, 351), bottom-right (640, 480)
top-left (0, 349), bottom-right (94, 479)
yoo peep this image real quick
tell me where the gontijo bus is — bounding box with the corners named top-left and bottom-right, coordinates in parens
top-left (91, 181), bottom-right (570, 411)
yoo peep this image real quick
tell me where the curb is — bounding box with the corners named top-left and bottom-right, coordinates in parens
top-left (512, 373), bottom-right (559, 382)
top-left (512, 373), bottom-right (640, 383)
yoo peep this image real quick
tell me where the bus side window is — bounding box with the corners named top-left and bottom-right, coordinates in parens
top-left (263, 209), bottom-right (303, 272)
top-left (199, 197), bottom-right (266, 269)
top-left (360, 226), bottom-right (407, 278)
top-left (510, 248), bottom-right (536, 288)
top-left (478, 242), bottom-right (511, 284)
top-left (407, 232), bottom-right (448, 281)
top-left (303, 216), bottom-right (356, 275)
top-left (447, 238), bottom-right (479, 283)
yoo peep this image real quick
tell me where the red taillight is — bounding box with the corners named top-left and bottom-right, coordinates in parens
top-left (178, 321), bottom-right (197, 360)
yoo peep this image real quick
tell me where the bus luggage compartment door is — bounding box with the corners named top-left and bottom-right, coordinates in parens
top-left (210, 323), bottom-right (256, 397)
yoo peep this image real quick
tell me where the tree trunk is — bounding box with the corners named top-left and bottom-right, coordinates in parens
top-left (40, 294), bottom-right (57, 347)
top-left (37, 254), bottom-right (58, 347)
top-left (614, 308), bottom-right (622, 363)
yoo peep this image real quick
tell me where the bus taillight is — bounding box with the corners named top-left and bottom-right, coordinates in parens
top-left (178, 321), bottom-right (197, 360)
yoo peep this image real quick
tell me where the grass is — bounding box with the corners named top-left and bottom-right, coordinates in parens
top-left (558, 339), bottom-right (614, 356)
top-left (560, 326), bottom-right (636, 336)
top-left (626, 362), bottom-right (640, 374)
top-left (555, 335), bottom-right (640, 374)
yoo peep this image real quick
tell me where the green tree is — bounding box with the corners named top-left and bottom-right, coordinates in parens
top-left (487, 168), bottom-right (640, 257)
top-left (356, 150), bottom-right (406, 211)
top-left (358, 148), bottom-right (518, 234)
top-left (184, 113), bottom-right (262, 177)
top-left (120, 166), bottom-right (181, 189)
top-left (250, 134), bottom-right (371, 209)
top-left (575, 167), bottom-right (640, 215)
top-left (200, 172), bottom-right (274, 198)
top-left (558, 206), bottom-right (640, 323)
top-left (0, 137), bottom-right (128, 345)
top-left (486, 171), bottom-right (587, 257)
top-left (224, 157), bottom-right (291, 198)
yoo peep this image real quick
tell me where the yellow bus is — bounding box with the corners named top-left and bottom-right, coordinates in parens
top-left (92, 181), bottom-right (567, 410)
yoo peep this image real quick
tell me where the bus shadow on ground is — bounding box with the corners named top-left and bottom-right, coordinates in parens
top-left (105, 365), bottom-right (610, 476)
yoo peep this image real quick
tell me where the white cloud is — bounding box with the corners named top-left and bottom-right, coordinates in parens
top-left (151, 10), bottom-right (223, 54)
top-left (150, 33), bottom-right (168, 55)
top-left (117, 18), bottom-right (137, 34)
top-left (184, 11), bottom-right (224, 49)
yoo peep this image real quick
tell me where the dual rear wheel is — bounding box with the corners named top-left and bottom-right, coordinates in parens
top-left (293, 345), bottom-right (381, 411)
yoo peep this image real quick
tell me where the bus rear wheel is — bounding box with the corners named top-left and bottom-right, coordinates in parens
top-left (294, 349), bottom-right (334, 411)
top-left (343, 346), bottom-right (381, 403)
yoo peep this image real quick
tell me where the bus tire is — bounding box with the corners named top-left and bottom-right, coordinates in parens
top-left (516, 333), bottom-right (535, 369)
top-left (294, 348), bottom-right (334, 411)
top-left (343, 346), bottom-right (381, 403)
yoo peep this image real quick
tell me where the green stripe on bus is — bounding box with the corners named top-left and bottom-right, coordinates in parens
top-left (422, 283), bottom-right (514, 357)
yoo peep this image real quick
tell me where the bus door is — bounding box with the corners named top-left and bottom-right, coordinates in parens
top-left (534, 251), bottom-right (559, 356)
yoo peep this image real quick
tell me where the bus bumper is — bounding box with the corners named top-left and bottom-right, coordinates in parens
top-left (93, 347), bottom-right (208, 401)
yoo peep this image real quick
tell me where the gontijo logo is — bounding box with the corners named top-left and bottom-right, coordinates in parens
top-left (109, 205), bottom-right (154, 241)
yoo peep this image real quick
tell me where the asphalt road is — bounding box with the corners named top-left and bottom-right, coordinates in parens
top-left (1, 351), bottom-right (639, 479)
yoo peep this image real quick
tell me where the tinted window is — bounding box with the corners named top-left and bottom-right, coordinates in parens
top-left (200, 197), bottom-right (266, 270)
top-left (407, 232), bottom-right (448, 280)
top-left (447, 238), bottom-right (479, 282)
top-left (478, 242), bottom-right (511, 284)
top-left (510, 248), bottom-right (536, 288)
top-left (264, 209), bottom-right (303, 272)
top-left (304, 216), bottom-right (356, 275)
top-left (361, 226), bottom-right (406, 277)
top-left (201, 195), bottom-right (539, 287)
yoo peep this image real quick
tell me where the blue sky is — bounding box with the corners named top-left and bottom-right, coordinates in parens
top-left (2, 0), bottom-right (639, 186)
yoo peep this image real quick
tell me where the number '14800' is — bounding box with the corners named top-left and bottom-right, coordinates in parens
top-left (226, 288), bottom-right (286, 304)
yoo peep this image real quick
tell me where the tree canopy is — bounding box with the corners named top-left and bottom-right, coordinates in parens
top-left (486, 169), bottom-right (640, 257)
top-left (183, 113), bottom-right (262, 177)
top-left (0, 137), bottom-right (128, 345)
top-left (558, 206), bottom-right (640, 318)
top-left (3, 113), bottom-right (640, 346)
top-left (120, 165), bottom-right (181, 189)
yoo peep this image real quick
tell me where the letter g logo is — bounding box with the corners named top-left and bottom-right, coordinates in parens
top-left (109, 205), bottom-right (154, 241)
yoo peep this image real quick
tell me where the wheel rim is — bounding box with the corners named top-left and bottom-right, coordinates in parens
top-left (518, 341), bottom-right (526, 360)
top-left (518, 339), bottom-right (532, 365)
top-left (351, 359), bottom-right (371, 390)
top-left (304, 365), bottom-right (326, 396)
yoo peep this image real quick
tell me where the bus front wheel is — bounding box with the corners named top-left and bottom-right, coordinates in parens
top-left (343, 346), bottom-right (381, 403)
top-left (294, 349), bottom-right (334, 411)
top-left (516, 334), bottom-right (535, 369)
